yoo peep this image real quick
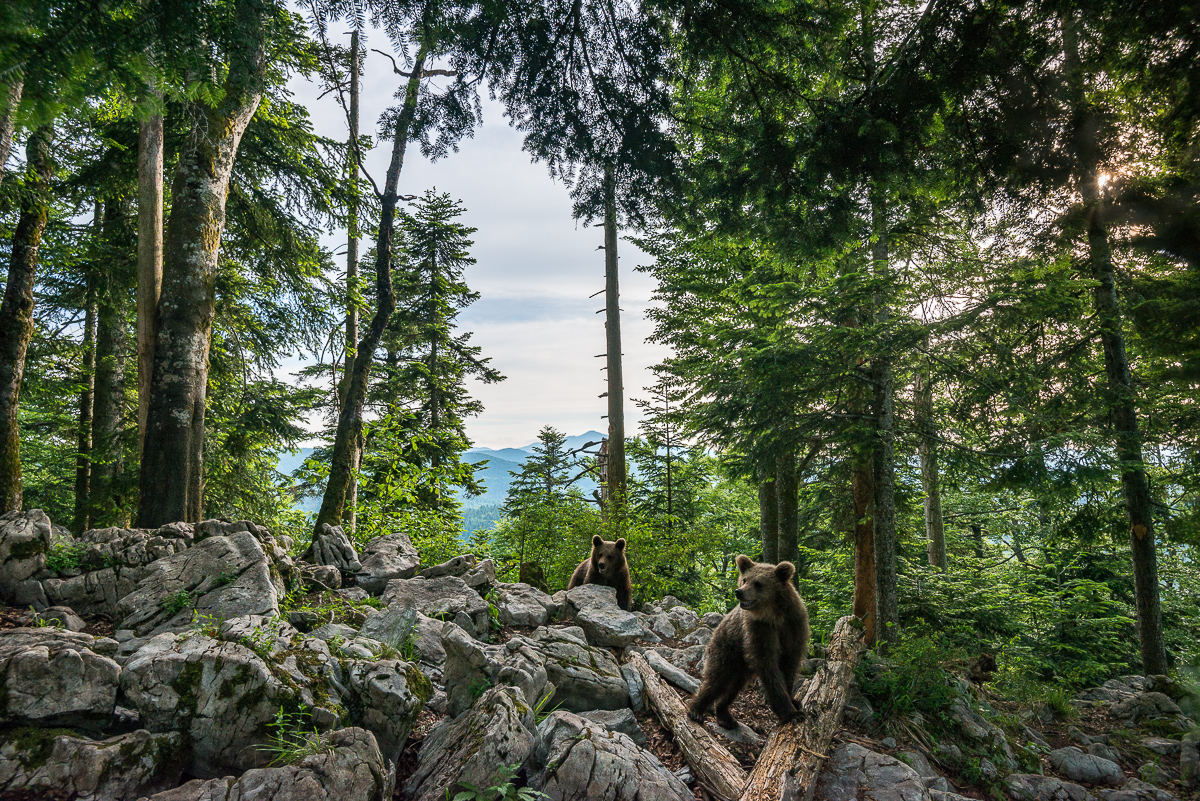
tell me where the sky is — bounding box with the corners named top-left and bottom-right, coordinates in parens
top-left (284, 39), bottom-right (671, 451)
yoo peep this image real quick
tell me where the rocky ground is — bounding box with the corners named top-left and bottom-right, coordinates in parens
top-left (0, 508), bottom-right (1196, 801)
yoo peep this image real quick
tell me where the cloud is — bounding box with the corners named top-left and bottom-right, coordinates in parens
top-left (284, 47), bottom-right (670, 449)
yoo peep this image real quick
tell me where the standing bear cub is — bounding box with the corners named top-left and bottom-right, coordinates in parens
top-left (688, 555), bottom-right (810, 728)
top-left (567, 535), bottom-right (633, 611)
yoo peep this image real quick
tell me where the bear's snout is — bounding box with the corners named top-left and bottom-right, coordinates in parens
top-left (734, 588), bottom-right (744, 600)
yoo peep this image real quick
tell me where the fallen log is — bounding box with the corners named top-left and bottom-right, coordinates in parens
top-left (627, 652), bottom-right (747, 801)
top-left (739, 615), bottom-right (867, 801)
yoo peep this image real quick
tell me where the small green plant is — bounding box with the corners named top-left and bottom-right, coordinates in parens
top-left (485, 590), bottom-right (503, 632)
top-left (213, 569), bottom-right (238, 588)
top-left (399, 630), bottom-right (419, 662)
top-left (858, 633), bottom-right (961, 728)
top-left (533, 692), bottom-right (561, 724)
top-left (468, 677), bottom-right (492, 702)
top-left (44, 542), bottom-right (87, 574)
top-left (1043, 687), bottom-right (1074, 720)
top-left (446, 764), bottom-right (547, 801)
top-left (30, 610), bottom-right (63, 629)
top-left (262, 706), bottom-right (332, 766)
top-left (180, 612), bottom-right (223, 639)
top-left (160, 590), bottom-right (194, 617)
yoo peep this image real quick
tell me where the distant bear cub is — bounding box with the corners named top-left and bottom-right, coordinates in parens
top-left (688, 555), bottom-right (810, 728)
top-left (567, 535), bottom-right (632, 611)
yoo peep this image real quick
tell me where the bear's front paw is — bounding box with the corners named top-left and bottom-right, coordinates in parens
top-left (781, 706), bottom-right (805, 724)
top-left (715, 711), bottom-right (737, 729)
top-left (687, 706), bottom-right (706, 723)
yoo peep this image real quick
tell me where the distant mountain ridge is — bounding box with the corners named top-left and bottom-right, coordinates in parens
top-left (274, 431), bottom-right (607, 511)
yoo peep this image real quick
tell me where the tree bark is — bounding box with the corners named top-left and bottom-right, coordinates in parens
top-left (316, 46), bottom-right (428, 533)
top-left (851, 457), bottom-right (876, 646)
top-left (90, 199), bottom-right (133, 528)
top-left (137, 0), bottom-right (270, 527)
top-left (603, 162), bottom-right (627, 511)
top-left (137, 109), bottom-right (163, 452)
top-left (0, 125), bottom-right (53, 511)
top-left (970, 523), bottom-right (984, 559)
top-left (1061, 14), bottom-right (1166, 677)
top-left (759, 473), bottom-right (779, 563)
top-left (73, 263), bottom-right (98, 534)
top-left (341, 30), bottom-right (361, 534)
top-left (868, 190), bottom-right (898, 648)
top-left (739, 615), bottom-right (867, 801)
top-left (776, 450), bottom-right (798, 569)
top-left (628, 653), bottom-right (747, 800)
top-left (914, 369), bottom-right (946, 569)
top-left (0, 80), bottom-right (23, 187)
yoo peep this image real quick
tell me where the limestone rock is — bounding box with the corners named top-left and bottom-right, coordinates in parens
top-left (0, 627), bottom-right (120, 728)
top-left (463, 558), bottom-right (496, 593)
top-left (114, 530), bottom-right (281, 637)
top-left (418, 553), bottom-right (477, 579)
top-left (1139, 737), bottom-right (1179, 757)
top-left (355, 533), bottom-right (421, 595)
top-left (0, 727), bottom-right (182, 800)
top-left (1088, 743), bottom-right (1123, 764)
top-left (1006, 774), bottom-right (1096, 801)
top-left (382, 575), bottom-right (490, 639)
top-left (701, 612), bottom-right (724, 627)
top-left (345, 659), bottom-right (432, 763)
top-left (565, 583), bottom-right (647, 647)
top-left (683, 625), bottom-right (714, 646)
top-left (493, 582), bottom-right (558, 627)
top-left (529, 625), bottom-right (629, 712)
top-left (441, 625), bottom-right (551, 718)
top-left (142, 727), bottom-right (394, 801)
top-left (298, 562), bottom-right (342, 592)
top-left (1111, 693), bottom-right (1183, 724)
top-left (814, 743), bottom-right (931, 801)
top-left (527, 711), bottom-right (692, 801)
top-left (1097, 779), bottom-right (1179, 801)
top-left (305, 523), bottom-right (362, 576)
top-left (580, 707), bottom-right (647, 747)
top-left (1181, 735), bottom-right (1197, 789)
top-left (0, 509), bottom-right (52, 601)
top-left (405, 686), bottom-right (536, 801)
top-left (621, 663), bottom-right (645, 713)
top-left (34, 605), bottom-right (87, 631)
top-left (121, 633), bottom-right (307, 776)
top-left (650, 643), bottom-right (707, 676)
top-left (1050, 747), bottom-right (1125, 787)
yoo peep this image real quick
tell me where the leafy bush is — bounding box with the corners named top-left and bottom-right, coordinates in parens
top-left (858, 632), bottom-right (962, 727)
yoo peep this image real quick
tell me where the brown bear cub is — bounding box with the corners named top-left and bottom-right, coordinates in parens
top-left (567, 535), bottom-right (633, 611)
top-left (688, 555), bottom-right (810, 728)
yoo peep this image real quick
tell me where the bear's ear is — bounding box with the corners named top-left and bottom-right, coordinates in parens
top-left (775, 561), bottom-right (796, 583)
top-left (735, 555), bottom-right (754, 573)
top-left (592, 534), bottom-right (604, 549)
top-left (615, 538), bottom-right (626, 551)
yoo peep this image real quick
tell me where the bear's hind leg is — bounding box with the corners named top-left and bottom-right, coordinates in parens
top-left (712, 673), bottom-right (748, 730)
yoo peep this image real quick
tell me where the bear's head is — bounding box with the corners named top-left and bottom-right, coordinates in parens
top-left (733, 555), bottom-right (795, 616)
top-left (590, 535), bottom-right (627, 579)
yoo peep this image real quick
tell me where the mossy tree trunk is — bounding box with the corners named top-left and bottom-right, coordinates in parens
top-left (758, 472), bottom-right (778, 563)
top-left (137, 0), bottom-right (271, 526)
top-left (0, 125), bottom-right (54, 511)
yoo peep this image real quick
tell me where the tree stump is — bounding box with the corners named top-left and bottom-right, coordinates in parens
top-left (739, 615), bottom-right (867, 801)
top-left (627, 652), bottom-right (747, 800)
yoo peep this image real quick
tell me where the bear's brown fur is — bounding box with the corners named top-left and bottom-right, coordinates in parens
top-left (687, 555), bottom-right (810, 728)
top-left (567, 535), bottom-right (633, 611)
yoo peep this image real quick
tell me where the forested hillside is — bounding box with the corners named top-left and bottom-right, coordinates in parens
top-left (0, 0), bottom-right (1197, 800)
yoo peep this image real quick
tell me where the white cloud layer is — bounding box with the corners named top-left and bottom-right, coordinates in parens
top-left (284, 44), bottom-right (671, 449)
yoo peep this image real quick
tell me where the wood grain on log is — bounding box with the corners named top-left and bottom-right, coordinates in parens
top-left (739, 615), bottom-right (866, 801)
top-left (628, 652), bottom-right (747, 800)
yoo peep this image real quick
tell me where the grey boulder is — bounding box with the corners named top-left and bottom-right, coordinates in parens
top-left (494, 582), bottom-right (559, 627)
top-left (142, 727), bottom-right (394, 801)
top-left (355, 533), bottom-right (421, 594)
top-left (405, 685), bottom-right (537, 801)
top-left (529, 625), bottom-right (630, 712)
top-left (114, 530), bottom-right (281, 636)
top-left (565, 584), bottom-right (647, 646)
top-left (0, 627), bottom-right (120, 728)
top-left (382, 575), bottom-right (490, 639)
top-left (0, 509), bottom-right (51, 601)
top-left (580, 707), bottom-right (647, 747)
top-left (441, 624), bottom-right (551, 718)
top-left (527, 711), bottom-right (692, 801)
top-left (814, 743), bottom-right (931, 801)
top-left (121, 633), bottom-right (303, 776)
top-left (418, 553), bottom-right (477, 579)
top-left (1050, 747), bottom-right (1125, 787)
top-left (0, 728), bottom-right (183, 800)
top-left (1005, 774), bottom-right (1097, 801)
top-left (345, 658), bottom-right (432, 763)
